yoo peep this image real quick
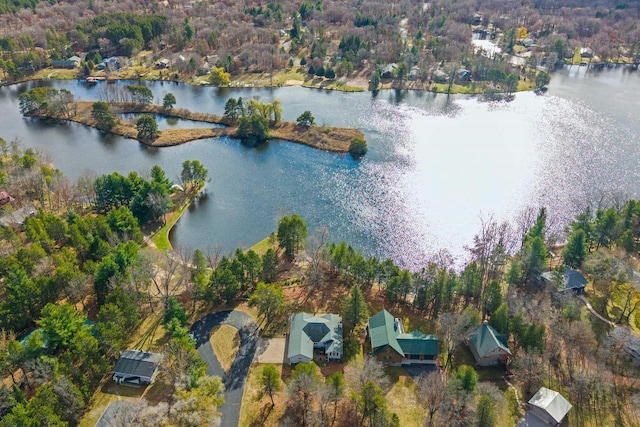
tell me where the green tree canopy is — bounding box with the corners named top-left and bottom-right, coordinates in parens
top-left (277, 214), bottom-right (307, 261)
top-left (126, 85), bottom-right (153, 104)
top-left (563, 228), bottom-right (586, 268)
top-left (91, 101), bottom-right (116, 131)
top-left (260, 364), bottom-right (281, 406)
top-left (209, 66), bottom-right (231, 86)
top-left (296, 110), bottom-right (315, 127)
top-left (180, 159), bottom-right (209, 185)
top-left (342, 284), bottom-right (369, 335)
top-left (37, 303), bottom-right (90, 353)
top-left (163, 93), bottom-right (177, 108)
top-left (249, 282), bottom-right (285, 323)
top-left (136, 115), bottom-right (159, 141)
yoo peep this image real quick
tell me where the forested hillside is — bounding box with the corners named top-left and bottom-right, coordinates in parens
top-left (0, 0), bottom-right (638, 89)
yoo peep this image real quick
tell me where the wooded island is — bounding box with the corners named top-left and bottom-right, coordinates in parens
top-left (18, 85), bottom-right (367, 155)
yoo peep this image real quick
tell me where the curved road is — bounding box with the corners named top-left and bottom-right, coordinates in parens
top-left (190, 310), bottom-right (258, 427)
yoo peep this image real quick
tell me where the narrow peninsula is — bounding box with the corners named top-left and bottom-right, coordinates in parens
top-left (19, 87), bottom-right (365, 154)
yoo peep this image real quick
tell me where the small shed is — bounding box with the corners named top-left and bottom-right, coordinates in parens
top-left (526, 387), bottom-right (572, 426)
top-left (113, 350), bottom-right (163, 385)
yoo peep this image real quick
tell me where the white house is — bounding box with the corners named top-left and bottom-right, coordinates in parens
top-left (519, 387), bottom-right (572, 426)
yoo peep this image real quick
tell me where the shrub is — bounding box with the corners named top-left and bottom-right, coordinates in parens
top-left (349, 137), bottom-right (367, 159)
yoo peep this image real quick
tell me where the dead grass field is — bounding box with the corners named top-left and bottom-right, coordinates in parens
top-left (210, 324), bottom-right (241, 373)
top-left (239, 364), bottom-right (287, 427)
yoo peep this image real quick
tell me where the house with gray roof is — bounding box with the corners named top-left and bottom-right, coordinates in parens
top-left (518, 387), bottom-right (572, 426)
top-left (0, 204), bottom-right (36, 228)
top-left (468, 321), bottom-right (511, 366)
top-left (287, 313), bottom-right (343, 364)
top-left (541, 267), bottom-right (587, 294)
top-left (112, 350), bottom-right (163, 385)
top-left (367, 309), bottom-right (439, 366)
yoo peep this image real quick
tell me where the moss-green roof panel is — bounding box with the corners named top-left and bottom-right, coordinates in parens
top-left (469, 322), bottom-right (511, 358)
top-left (396, 331), bottom-right (439, 356)
top-left (367, 309), bottom-right (404, 356)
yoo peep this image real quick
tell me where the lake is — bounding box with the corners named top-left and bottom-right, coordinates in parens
top-left (0, 65), bottom-right (638, 269)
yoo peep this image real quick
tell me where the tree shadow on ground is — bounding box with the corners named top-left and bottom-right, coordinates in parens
top-left (248, 402), bottom-right (274, 427)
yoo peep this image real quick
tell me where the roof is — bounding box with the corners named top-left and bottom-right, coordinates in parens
top-left (368, 309), bottom-right (404, 356)
top-left (469, 322), bottom-right (511, 358)
top-left (433, 69), bottom-right (448, 79)
top-left (542, 268), bottom-right (587, 290)
top-left (288, 313), bottom-right (342, 360)
top-left (528, 387), bottom-right (572, 423)
top-left (396, 330), bottom-right (439, 355)
top-left (113, 350), bottom-right (163, 378)
top-left (0, 204), bottom-right (36, 227)
top-left (383, 63), bottom-right (398, 73)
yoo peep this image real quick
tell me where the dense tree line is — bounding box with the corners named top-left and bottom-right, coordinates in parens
top-left (223, 97), bottom-right (283, 143)
top-left (93, 165), bottom-right (173, 225)
top-left (0, 141), bottom-right (225, 424)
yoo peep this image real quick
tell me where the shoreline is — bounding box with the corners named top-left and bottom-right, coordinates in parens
top-left (5, 67), bottom-right (540, 95)
top-left (28, 101), bottom-right (364, 153)
top-left (147, 182), bottom-right (203, 251)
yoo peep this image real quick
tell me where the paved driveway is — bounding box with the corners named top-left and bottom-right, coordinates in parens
top-left (253, 338), bottom-right (286, 364)
top-left (402, 363), bottom-right (437, 380)
top-left (190, 310), bottom-right (258, 427)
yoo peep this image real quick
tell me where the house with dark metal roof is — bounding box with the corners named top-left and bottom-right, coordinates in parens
top-left (367, 309), bottom-right (439, 366)
top-left (287, 313), bottom-right (343, 364)
top-left (541, 267), bottom-right (587, 294)
top-left (468, 321), bottom-right (511, 366)
top-left (112, 350), bottom-right (163, 385)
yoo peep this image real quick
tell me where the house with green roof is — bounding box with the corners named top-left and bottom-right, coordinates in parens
top-left (468, 321), bottom-right (511, 366)
top-left (366, 309), bottom-right (439, 366)
top-left (287, 313), bottom-right (343, 364)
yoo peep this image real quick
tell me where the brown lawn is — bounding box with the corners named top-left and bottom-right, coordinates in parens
top-left (210, 324), bottom-right (241, 373)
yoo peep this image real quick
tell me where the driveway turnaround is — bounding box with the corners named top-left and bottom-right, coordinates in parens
top-left (190, 310), bottom-right (258, 427)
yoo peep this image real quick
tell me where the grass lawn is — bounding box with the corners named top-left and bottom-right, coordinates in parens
top-left (385, 367), bottom-right (426, 425)
top-left (248, 235), bottom-right (275, 256)
top-left (128, 312), bottom-right (168, 351)
top-left (149, 203), bottom-right (189, 251)
top-left (31, 68), bottom-right (77, 80)
top-left (150, 186), bottom-right (199, 251)
top-left (239, 363), bottom-right (286, 427)
top-left (210, 324), bottom-right (241, 373)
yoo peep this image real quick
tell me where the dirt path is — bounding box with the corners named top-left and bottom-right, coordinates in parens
top-left (577, 295), bottom-right (616, 327)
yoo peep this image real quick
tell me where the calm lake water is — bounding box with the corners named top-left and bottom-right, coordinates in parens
top-left (0, 66), bottom-right (638, 269)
